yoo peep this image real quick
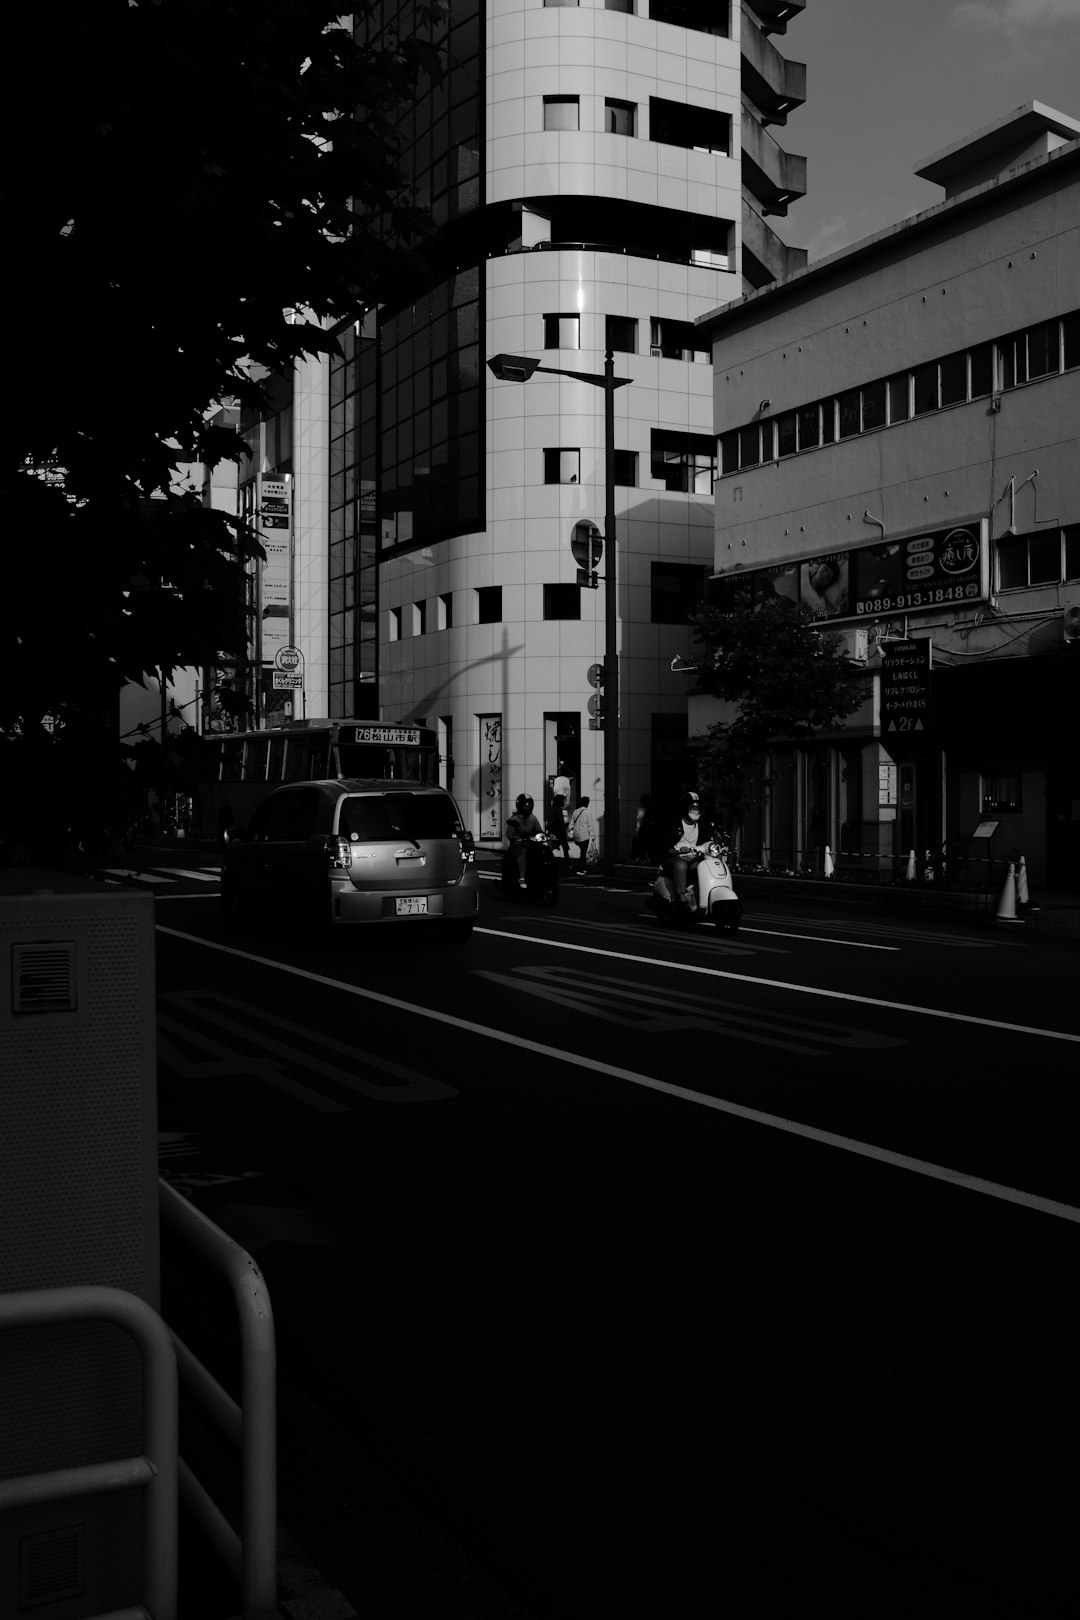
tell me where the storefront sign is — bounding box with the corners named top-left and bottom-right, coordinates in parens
top-left (880, 640), bottom-right (932, 733)
top-left (478, 714), bottom-right (503, 842)
top-left (258, 475), bottom-right (292, 663)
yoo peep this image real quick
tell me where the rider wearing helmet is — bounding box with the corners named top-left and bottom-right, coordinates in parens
top-left (660, 791), bottom-right (719, 905)
top-left (507, 792), bottom-right (543, 887)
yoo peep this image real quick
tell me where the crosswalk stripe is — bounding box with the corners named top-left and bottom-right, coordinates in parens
top-left (102, 868), bottom-right (177, 884)
top-left (164, 867), bottom-right (220, 881)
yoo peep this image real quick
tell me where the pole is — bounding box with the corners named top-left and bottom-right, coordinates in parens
top-left (603, 349), bottom-right (620, 868)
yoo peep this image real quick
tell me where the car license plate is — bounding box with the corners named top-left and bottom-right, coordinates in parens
top-left (396, 896), bottom-right (428, 916)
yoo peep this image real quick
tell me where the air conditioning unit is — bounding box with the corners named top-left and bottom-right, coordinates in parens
top-left (1064, 605), bottom-right (1080, 644)
top-left (0, 871), bottom-right (158, 1620)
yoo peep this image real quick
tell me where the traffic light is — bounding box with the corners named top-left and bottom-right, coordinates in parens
top-left (587, 663), bottom-right (604, 730)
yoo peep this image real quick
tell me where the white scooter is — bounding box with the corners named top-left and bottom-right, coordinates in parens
top-left (648, 840), bottom-right (743, 935)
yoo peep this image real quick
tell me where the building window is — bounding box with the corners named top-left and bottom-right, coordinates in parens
top-left (614, 449), bottom-right (638, 486)
top-left (797, 402), bottom-right (821, 450)
top-left (606, 99), bottom-right (636, 137)
top-left (650, 0), bottom-right (729, 33)
top-left (543, 583), bottom-right (581, 620)
top-left (476, 586), bottom-right (502, 624)
top-left (544, 448), bottom-right (580, 484)
top-left (1002, 314), bottom-right (1074, 388)
top-left (861, 379), bottom-right (887, 431)
top-left (544, 313), bottom-right (580, 350)
top-left (605, 0), bottom-right (634, 10)
top-left (651, 562), bottom-right (708, 624)
top-left (981, 772), bottom-right (1022, 814)
top-left (414, 600), bottom-right (427, 635)
top-left (544, 0), bottom-right (579, 5)
top-left (607, 315), bottom-right (637, 354)
top-left (438, 592), bottom-right (453, 630)
top-left (887, 372), bottom-right (911, 423)
top-left (650, 317), bottom-right (709, 362)
top-left (838, 389), bottom-right (860, 439)
top-left (651, 430), bottom-right (716, 493)
top-left (650, 97), bottom-right (731, 155)
top-left (775, 412), bottom-right (796, 458)
top-left (543, 96), bottom-right (579, 132)
top-left (996, 526), bottom-right (1080, 590)
top-left (389, 606), bottom-right (401, 641)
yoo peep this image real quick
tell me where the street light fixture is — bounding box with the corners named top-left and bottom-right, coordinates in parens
top-left (487, 349), bottom-right (632, 866)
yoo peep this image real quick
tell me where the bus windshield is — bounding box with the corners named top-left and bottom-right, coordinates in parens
top-left (335, 744), bottom-right (433, 783)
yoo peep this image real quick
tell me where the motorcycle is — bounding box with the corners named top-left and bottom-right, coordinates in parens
top-left (501, 833), bottom-right (561, 907)
top-left (648, 840), bottom-right (742, 934)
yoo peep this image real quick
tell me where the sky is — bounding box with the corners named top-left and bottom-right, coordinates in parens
top-left (771, 0), bottom-right (1080, 262)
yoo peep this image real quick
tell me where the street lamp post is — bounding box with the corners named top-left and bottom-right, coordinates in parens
top-left (487, 350), bottom-right (631, 866)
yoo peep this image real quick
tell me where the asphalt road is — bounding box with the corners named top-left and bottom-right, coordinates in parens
top-left (143, 860), bottom-right (1080, 1619)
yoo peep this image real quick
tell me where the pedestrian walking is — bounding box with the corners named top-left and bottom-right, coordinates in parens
top-left (568, 795), bottom-right (597, 874)
top-left (547, 792), bottom-right (571, 862)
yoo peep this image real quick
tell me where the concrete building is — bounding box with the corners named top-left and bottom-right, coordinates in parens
top-left (317, 0), bottom-right (811, 853)
top-left (696, 104), bottom-right (1080, 890)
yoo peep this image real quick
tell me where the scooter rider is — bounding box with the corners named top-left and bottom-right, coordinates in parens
top-left (507, 792), bottom-right (543, 888)
top-left (660, 791), bottom-right (720, 906)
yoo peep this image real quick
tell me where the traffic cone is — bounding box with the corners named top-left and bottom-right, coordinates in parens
top-left (1016, 855), bottom-right (1031, 910)
top-left (904, 848), bottom-right (916, 882)
top-left (996, 862), bottom-right (1023, 923)
top-left (823, 845), bottom-right (834, 877)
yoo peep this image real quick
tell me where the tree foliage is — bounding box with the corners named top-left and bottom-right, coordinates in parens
top-left (687, 597), bottom-right (867, 823)
top-left (5, 0), bottom-right (444, 860)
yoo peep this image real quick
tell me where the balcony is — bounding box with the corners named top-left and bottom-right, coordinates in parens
top-left (741, 200), bottom-right (808, 289)
top-left (742, 0), bottom-right (805, 34)
top-left (741, 108), bottom-right (806, 215)
top-left (740, 4), bottom-right (806, 125)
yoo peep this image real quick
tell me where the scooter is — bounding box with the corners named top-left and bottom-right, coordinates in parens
top-left (648, 841), bottom-right (742, 934)
top-left (500, 833), bottom-right (561, 906)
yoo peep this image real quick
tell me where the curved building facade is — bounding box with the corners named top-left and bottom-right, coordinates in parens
top-left (333, 0), bottom-right (808, 852)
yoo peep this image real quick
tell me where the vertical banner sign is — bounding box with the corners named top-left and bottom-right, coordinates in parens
top-left (880, 640), bottom-right (932, 734)
top-left (478, 715), bottom-right (503, 842)
top-left (258, 475), bottom-right (292, 664)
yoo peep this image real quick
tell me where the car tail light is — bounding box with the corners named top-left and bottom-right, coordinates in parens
top-left (457, 829), bottom-right (475, 865)
top-left (326, 835), bottom-right (352, 870)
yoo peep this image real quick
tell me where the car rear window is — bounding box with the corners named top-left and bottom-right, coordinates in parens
top-left (339, 793), bottom-right (461, 842)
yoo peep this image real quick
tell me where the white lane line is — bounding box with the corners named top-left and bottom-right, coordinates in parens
top-left (105, 868), bottom-right (179, 885)
top-left (472, 926), bottom-right (1080, 1045)
top-left (156, 892), bottom-right (219, 900)
top-left (625, 913), bottom-right (897, 952)
top-left (155, 924), bottom-right (1080, 1226)
top-left (163, 867), bottom-right (220, 882)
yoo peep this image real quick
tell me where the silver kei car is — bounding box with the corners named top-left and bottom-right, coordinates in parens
top-left (220, 779), bottom-right (478, 943)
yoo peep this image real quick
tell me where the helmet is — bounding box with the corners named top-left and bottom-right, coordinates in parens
top-left (515, 793), bottom-right (534, 815)
top-left (680, 791), bottom-right (702, 818)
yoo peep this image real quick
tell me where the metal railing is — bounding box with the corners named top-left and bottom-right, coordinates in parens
top-left (159, 1177), bottom-right (277, 1620)
top-left (0, 1284), bottom-right (179, 1620)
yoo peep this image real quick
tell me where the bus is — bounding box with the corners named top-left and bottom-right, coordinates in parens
top-left (196, 719), bottom-right (441, 839)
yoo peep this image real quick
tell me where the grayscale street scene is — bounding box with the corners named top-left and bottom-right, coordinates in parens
top-left (4, 2), bottom-right (1078, 1618)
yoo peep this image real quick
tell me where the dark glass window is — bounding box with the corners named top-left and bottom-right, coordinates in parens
top-left (651, 317), bottom-right (706, 360)
top-left (1028, 319), bottom-right (1057, 379)
top-left (738, 424), bottom-right (760, 468)
top-left (476, 586), bottom-right (502, 623)
top-left (439, 592), bottom-right (454, 628)
top-left (652, 429), bottom-right (717, 492)
top-left (650, 97), bottom-right (731, 154)
top-left (1064, 312), bottom-right (1079, 370)
top-left (606, 99), bottom-right (636, 136)
top-left (888, 373), bottom-right (910, 422)
top-left (797, 403), bottom-right (820, 451)
top-left (913, 362), bottom-right (938, 415)
top-left (614, 450), bottom-right (638, 485)
top-left (544, 448), bottom-right (580, 484)
top-left (650, 0), bottom-right (729, 33)
top-left (544, 313), bottom-right (579, 349)
top-left (544, 583), bottom-right (581, 619)
top-left (820, 400), bottom-right (836, 443)
top-left (1065, 524), bottom-right (1080, 581)
top-left (607, 315), bottom-right (637, 353)
top-left (651, 562), bottom-right (707, 624)
top-left (1029, 530), bottom-right (1061, 584)
top-left (249, 789), bottom-right (320, 843)
top-left (996, 535), bottom-right (1028, 590)
top-left (940, 351), bottom-right (967, 407)
top-left (981, 773), bottom-right (1022, 814)
top-left (776, 413), bottom-right (796, 457)
top-left (838, 390), bottom-right (860, 438)
top-left (861, 379), bottom-right (887, 430)
top-left (720, 430), bottom-right (739, 474)
top-left (969, 343), bottom-right (993, 397)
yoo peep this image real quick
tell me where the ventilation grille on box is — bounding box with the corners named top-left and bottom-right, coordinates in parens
top-left (19, 1524), bottom-right (86, 1607)
top-left (11, 941), bottom-right (77, 1014)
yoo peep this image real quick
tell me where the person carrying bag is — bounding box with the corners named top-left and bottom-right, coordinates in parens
top-left (568, 796), bottom-right (597, 875)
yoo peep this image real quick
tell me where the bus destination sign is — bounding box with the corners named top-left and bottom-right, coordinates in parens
top-left (342, 725), bottom-right (421, 746)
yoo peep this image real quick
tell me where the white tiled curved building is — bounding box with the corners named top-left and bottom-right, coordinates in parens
top-left (340, 0), bottom-right (809, 853)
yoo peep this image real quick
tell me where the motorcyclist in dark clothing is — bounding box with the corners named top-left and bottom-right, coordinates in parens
top-left (507, 792), bottom-right (543, 887)
top-left (659, 792), bottom-right (722, 905)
